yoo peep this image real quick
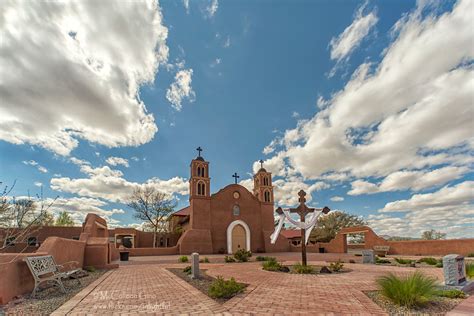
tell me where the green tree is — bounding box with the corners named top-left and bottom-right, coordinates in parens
top-left (421, 229), bottom-right (446, 240)
top-left (310, 211), bottom-right (367, 242)
top-left (55, 211), bottom-right (75, 226)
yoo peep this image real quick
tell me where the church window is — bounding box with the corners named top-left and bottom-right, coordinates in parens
top-left (264, 191), bottom-right (271, 202)
top-left (197, 181), bottom-right (206, 196)
top-left (263, 177), bottom-right (269, 186)
top-left (233, 205), bottom-right (240, 216)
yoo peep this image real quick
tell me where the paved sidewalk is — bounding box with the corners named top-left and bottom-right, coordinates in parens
top-left (53, 255), bottom-right (448, 315)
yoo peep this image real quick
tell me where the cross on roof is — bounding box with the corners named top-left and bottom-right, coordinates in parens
top-left (232, 172), bottom-right (240, 184)
top-left (196, 146), bottom-right (203, 157)
top-left (259, 159), bottom-right (264, 169)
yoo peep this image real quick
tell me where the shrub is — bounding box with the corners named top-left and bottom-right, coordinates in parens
top-left (262, 258), bottom-right (283, 272)
top-left (256, 256), bottom-right (276, 262)
top-left (178, 256), bottom-right (188, 263)
top-left (376, 257), bottom-right (391, 264)
top-left (419, 257), bottom-right (438, 265)
top-left (233, 249), bottom-right (252, 262)
top-left (435, 289), bottom-right (466, 299)
top-left (84, 266), bottom-right (96, 272)
top-left (467, 253), bottom-right (474, 257)
top-left (293, 262), bottom-right (314, 274)
top-left (435, 261), bottom-right (443, 268)
top-left (395, 258), bottom-right (413, 265)
top-left (208, 276), bottom-right (245, 299)
top-left (349, 259), bottom-right (355, 264)
top-left (200, 257), bottom-right (210, 263)
top-left (329, 260), bottom-right (344, 272)
top-left (224, 255), bottom-right (236, 263)
top-left (466, 262), bottom-right (474, 279)
top-left (183, 266), bottom-right (192, 275)
top-left (376, 272), bottom-right (437, 307)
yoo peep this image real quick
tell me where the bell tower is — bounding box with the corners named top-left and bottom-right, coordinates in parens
top-left (253, 159), bottom-right (273, 204)
top-left (189, 146), bottom-right (210, 199)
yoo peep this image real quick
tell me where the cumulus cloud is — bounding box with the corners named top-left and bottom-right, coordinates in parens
top-left (205, 0), bottom-right (219, 18)
top-left (166, 69), bottom-right (196, 111)
top-left (106, 156), bottom-right (129, 168)
top-left (0, 1), bottom-right (168, 155)
top-left (368, 181), bottom-right (474, 238)
top-left (183, 0), bottom-right (190, 14)
top-left (273, 178), bottom-right (329, 207)
top-left (267, 0), bottom-right (473, 182)
top-left (330, 196), bottom-right (344, 202)
top-left (50, 164), bottom-right (188, 203)
top-left (348, 166), bottom-right (470, 195)
top-left (329, 1), bottom-right (378, 74)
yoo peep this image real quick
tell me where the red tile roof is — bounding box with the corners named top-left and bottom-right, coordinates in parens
top-left (280, 229), bottom-right (301, 239)
top-left (173, 206), bottom-right (190, 216)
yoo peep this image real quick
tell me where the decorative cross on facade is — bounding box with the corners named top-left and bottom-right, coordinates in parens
top-left (232, 172), bottom-right (239, 184)
top-left (259, 159), bottom-right (264, 169)
top-left (196, 146), bottom-right (203, 157)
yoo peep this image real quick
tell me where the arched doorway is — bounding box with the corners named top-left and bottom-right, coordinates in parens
top-left (226, 220), bottom-right (251, 254)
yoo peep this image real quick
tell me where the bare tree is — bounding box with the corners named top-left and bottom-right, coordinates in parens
top-left (127, 187), bottom-right (176, 248)
top-left (421, 229), bottom-right (446, 240)
top-left (0, 182), bottom-right (58, 250)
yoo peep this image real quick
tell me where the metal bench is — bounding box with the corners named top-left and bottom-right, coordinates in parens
top-left (24, 255), bottom-right (81, 298)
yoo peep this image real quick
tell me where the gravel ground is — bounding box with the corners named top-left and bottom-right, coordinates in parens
top-left (1, 270), bottom-right (106, 316)
top-left (366, 290), bottom-right (465, 316)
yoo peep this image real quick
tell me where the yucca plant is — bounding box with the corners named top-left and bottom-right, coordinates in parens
top-left (376, 272), bottom-right (437, 307)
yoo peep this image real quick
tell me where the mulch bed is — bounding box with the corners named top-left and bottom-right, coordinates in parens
top-left (1, 270), bottom-right (106, 316)
top-left (365, 290), bottom-right (465, 316)
top-left (167, 268), bottom-right (246, 303)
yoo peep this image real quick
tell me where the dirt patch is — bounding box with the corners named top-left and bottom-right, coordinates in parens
top-left (1, 270), bottom-right (106, 316)
top-left (365, 290), bottom-right (465, 316)
top-left (167, 268), bottom-right (246, 303)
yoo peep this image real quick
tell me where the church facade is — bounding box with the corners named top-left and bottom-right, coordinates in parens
top-left (173, 151), bottom-right (289, 254)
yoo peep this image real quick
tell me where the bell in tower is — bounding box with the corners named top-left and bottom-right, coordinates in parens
top-left (189, 147), bottom-right (210, 199)
top-left (253, 159), bottom-right (273, 203)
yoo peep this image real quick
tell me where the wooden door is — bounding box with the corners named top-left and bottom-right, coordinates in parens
top-left (232, 224), bottom-right (246, 253)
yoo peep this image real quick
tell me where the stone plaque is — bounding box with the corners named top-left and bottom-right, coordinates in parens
top-left (443, 254), bottom-right (466, 286)
top-left (362, 249), bottom-right (375, 264)
top-left (191, 252), bottom-right (200, 279)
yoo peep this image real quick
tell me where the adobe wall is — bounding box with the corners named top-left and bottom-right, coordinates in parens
top-left (37, 237), bottom-right (86, 268)
top-left (128, 246), bottom-right (179, 256)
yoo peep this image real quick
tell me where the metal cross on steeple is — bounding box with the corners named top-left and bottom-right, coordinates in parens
top-left (259, 159), bottom-right (264, 169)
top-left (196, 146), bottom-right (203, 157)
top-left (232, 172), bottom-right (240, 184)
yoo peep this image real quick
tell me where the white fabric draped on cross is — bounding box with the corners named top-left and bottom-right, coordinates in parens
top-left (270, 210), bottom-right (323, 245)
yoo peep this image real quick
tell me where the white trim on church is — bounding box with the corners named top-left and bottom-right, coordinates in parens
top-left (226, 220), bottom-right (251, 254)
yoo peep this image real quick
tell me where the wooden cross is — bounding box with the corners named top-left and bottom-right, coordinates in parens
top-left (232, 172), bottom-right (239, 184)
top-left (276, 190), bottom-right (330, 266)
top-left (196, 146), bottom-right (203, 157)
top-left (259, 159), bottom-right (264, 169)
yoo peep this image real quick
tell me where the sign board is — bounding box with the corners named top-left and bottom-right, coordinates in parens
top-left (443, 254), bottom-right (466, 286)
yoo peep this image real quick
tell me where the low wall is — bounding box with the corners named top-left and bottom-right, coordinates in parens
top-left (37, 237), bottom-right (86, 269)
top-left (128, 246), bottom-right (179, 256)
top-left (387, 239), bottom-right (474, 256)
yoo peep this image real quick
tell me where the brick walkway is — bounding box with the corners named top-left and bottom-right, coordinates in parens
top-left (53, 254), bottom-right (448, 315)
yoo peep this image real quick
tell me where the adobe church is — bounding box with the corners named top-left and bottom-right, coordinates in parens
top-left (172, 149), bottom-right (289, 254)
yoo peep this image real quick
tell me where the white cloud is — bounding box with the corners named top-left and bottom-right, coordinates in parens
top-left (205, 0), bottom-right (219, 18)
top-left (22, 160), bottom-right (38, 166)
top-left (37, 166), bottom-right (48, 173)
top-left (267, 0), bottom-right (473, 182)
top-left (0, 1), bottom-right (168, 155)
top-left (368, 181), bottom-right (474, 238)
top-left (329, 1), bottom-right (378, 62)
top-left (348, 166), bottom-right (470, 195)
top-left (50, 164), bottom-right (188, 203)
top-left (106, 156), bottom-right (129, 168)
top-left (23, 160), bottom-right (48, 173)
top-left (183, 0), bottom-right (190, 14)
top-left (273, 178), bottom-right (329, 207)
top-left (166, 69), bottom-right (196, 111)
top-left (210, 58), bottom-right (221, 68)
top-left (224, 36), bottom-right (231, 48)
top-left (34, 182), bottom-right (43, 187)
top-left (131, 156), bottom-right (140, 162)
top-left (330, 196), bottom-right (344, 202)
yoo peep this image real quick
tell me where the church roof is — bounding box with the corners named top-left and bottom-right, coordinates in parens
top-left (173, 206), bottom-right (190, 216)
top-left (280, 229), bottom-right (301, 239)
top-left (258, 167), bottom-right (267, 173)
top-left (195, 156), bottom-right (204, 161)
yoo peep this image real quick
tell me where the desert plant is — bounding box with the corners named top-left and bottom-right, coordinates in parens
top-left (329, 260), bottom-right (344, 272)
top-left (435, 261), bottom-right (443, 268)
top-left (178, 255), bottom-right (188, 263)
top-left (224, 255), bottom-right (236, 263)
top-left (467, 253), bottom-right (474, 257)
top-left (233, 249), bottom-right (252, 262)
top-left (183, 266), bottom-right (192, 275)
top-left (376, 257), bottom-right (391, 264)
top-left (84, 266), bottom-right (96, 272)
top-left (256, 256), bottom-right (276, 262)
top-left (418, 257), bottom-right (438, 265)
top-left (376, 272), bottom-right (437, 307)
top-left (208, 276), bottom-right (245, 299)
top-left (293, 262), bottom-right (314, 274)
top-left (435, 289), bottom-right (466, 299)
top-left (466, 262), bottom-right (474, 279)
top-left (262, 258), bottom-right (283, 272)
top-left (199, 257), bottom-right (210, 263)
top-left (395, 258), bottom-right (413, 265)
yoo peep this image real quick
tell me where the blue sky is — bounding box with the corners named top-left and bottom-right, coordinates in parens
top-left (1, 0), bottom-right (472, 238)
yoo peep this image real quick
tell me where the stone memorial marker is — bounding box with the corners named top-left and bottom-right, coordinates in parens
top-left (443, 254), bottom-right (473, 292)
top-left (361, 250), bottom-right (375, 264)
top-left (191, 252), bottom-right (200, 279)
